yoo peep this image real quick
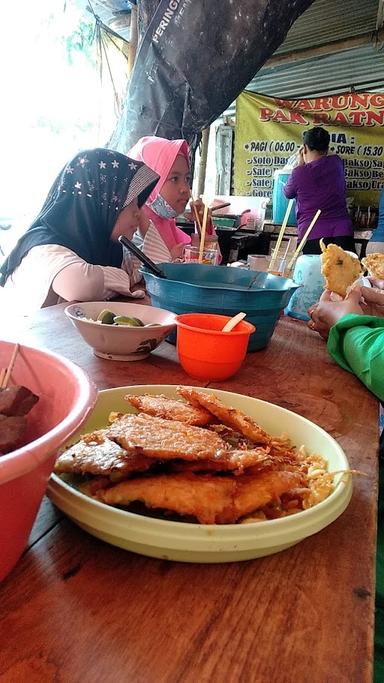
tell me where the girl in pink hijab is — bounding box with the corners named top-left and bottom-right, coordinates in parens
top-left (128, 136), bottom-right (192, 262)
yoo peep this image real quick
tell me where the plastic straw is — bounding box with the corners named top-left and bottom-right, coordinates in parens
top-left (198, 200), bottom-right (210, 263)
top-left (287, 209), bottom-right (322, 271)
top-left (191, 199), bottom-right (202, 236)
top-left (282, 236), bottom-right (293, 261)
top-left (269, 198), bottom-right (294, 271)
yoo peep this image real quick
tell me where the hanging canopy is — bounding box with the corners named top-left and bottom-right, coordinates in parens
top-left (110, 0), bottom-right (315, 150)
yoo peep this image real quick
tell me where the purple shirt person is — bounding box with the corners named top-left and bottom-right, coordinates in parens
top-left (283, 127), bottom-right (355, 254)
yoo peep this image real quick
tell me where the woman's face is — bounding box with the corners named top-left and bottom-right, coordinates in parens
top-left (160, 154), bottom-right (191, 213)
top-left (111, 199), bottom-right (140, 241)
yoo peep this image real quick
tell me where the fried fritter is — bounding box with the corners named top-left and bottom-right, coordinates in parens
top-left (124, 393), bottom-right (214, 426)
top-left (106, 413), bottom-right (227, 461)
top-left (361, 253), bottom-right (384, 280)
top-left (99, 470), bottom-right (302, 524)
top-left (78, 477), bottom-right (111, 496)
top-left (177, 387), bottom-right (271, 445)
top-left (54, 429), bottom-right (154, 477)
top-left (168, 447), bottom-right (272, 474)
top-left (320, 241), bottom-right (362, 297)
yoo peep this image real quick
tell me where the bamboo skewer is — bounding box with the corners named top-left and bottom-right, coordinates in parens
top-left (0, 343), bottom-right (20, 389)
top-left (269, 198), bottom-right (294, 272)
top-left (287, 209), bottom-right (322, 273)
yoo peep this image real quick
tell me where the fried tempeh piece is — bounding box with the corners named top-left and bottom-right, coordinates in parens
top-left (178, 387), bottom-right (271, 446)
top-left (99, 470), bottom-right (302, 524)
top-left (106, 413), bottom-right (227, 461)
top-left (125, 393), bottom-right (214, 426)
top-left (54, 429), bottom-right (154, 477)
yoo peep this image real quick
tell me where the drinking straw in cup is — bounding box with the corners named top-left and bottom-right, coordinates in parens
top-left (199, 197), bottom-right (210, 263)
top-left (287, 209), bottom-right (322, 272)
top-left (269, 198), bottom-right (294, 273)
top-left (191, 197), bottom-right (202, 236)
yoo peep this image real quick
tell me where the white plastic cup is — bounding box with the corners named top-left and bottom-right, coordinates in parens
top-left (247, 254), bottom-right (286, 275)
top-left (284, 255), bottom-right (325, 321)
top-left (247, 254), bottom-right (270, 272)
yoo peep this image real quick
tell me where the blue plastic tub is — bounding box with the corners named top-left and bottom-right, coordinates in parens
top-left (141, 263), bottom-right (299, 351)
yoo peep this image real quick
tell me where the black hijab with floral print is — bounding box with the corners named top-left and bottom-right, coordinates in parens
top-left (0, 148), bottom-right (159, 285)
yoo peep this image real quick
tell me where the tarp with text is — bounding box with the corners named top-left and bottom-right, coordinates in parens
top-left (234, 91), bottom-right (384, 206)
top-left (110, 0), bottom-right (314, 151)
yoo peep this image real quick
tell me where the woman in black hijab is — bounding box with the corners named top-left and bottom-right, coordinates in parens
top-left (0, 148), bottom-right (159, 313)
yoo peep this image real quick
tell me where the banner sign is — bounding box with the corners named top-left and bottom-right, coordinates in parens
top-left (234, 91), bottom-right (384, 206)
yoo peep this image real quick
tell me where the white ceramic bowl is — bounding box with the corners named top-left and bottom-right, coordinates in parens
top-left (65, 302), bottom-right (177, 361)
top-left (48, 385), bottom-right (352, 563)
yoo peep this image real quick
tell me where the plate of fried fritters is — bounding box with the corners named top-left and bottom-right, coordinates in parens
top-left (47, 385), bottom-right (352, 563)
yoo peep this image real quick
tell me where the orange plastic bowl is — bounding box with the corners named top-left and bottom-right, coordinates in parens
top-left (175, 313), bottom-right (255, 381)
top-left (0, 341), bottom-right (96, 582)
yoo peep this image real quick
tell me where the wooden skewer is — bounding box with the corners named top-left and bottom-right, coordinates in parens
top-left (1, 343), bottom-right (20, 389)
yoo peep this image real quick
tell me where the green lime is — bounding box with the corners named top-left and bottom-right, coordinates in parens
top-left (113, 315), bottom-right (144, 327)
top-left (96, 309), bottom-right (115, 325)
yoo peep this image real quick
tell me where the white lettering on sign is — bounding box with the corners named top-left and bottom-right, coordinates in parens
top-left (152, 0), bottom-right (184, 43)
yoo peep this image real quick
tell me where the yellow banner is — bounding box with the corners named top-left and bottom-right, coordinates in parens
top-left (234, 91), bottom-right (384, 206)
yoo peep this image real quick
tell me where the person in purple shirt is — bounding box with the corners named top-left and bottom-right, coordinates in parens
top-left (283, 126), bottom-right (355, 254)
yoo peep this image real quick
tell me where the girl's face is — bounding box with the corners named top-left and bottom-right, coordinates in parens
top-left (160, 154), bottom-right (191, 213)
top-left (111, 199), bottom-right (140, 241)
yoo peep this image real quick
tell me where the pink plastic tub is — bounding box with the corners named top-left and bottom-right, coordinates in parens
top-left (0, 341), bottom-right (96, 581)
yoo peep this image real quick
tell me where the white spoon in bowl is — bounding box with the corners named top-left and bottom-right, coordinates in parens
top-left (222, 312), bottom-right (247, 332)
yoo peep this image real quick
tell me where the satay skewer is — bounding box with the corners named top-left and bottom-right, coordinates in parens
top-left (1, 343), bottom-right (20, 389)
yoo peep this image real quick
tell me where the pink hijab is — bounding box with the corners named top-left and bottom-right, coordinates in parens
top-left (128, 136), bottom-right (191, 250)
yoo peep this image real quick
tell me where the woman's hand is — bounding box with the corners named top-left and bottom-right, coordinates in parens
top-left (308, 288), bottom-right (364, 339)
top-left (367, 277), bottom-right (384, 291)
top-left (297, 146), bottom-right (305, 166)
top-left (360, 284), bottom-right (384, 316)
top-left (184, 199), bottom-right (214, 235)
top-left (170, 243), bottom-right (186, 261)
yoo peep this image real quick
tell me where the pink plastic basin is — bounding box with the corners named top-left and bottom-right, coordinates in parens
top-left (0, 341), bottom-right (96, 582)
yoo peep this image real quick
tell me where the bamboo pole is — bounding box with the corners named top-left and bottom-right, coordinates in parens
top-left (128, 5), bottom-right (138, 77)
top-left (197, 127), bottom-right (211, 199)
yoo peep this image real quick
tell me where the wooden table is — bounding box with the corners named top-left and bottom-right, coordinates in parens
top-left (0, 305), bottom-right (380, 682)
